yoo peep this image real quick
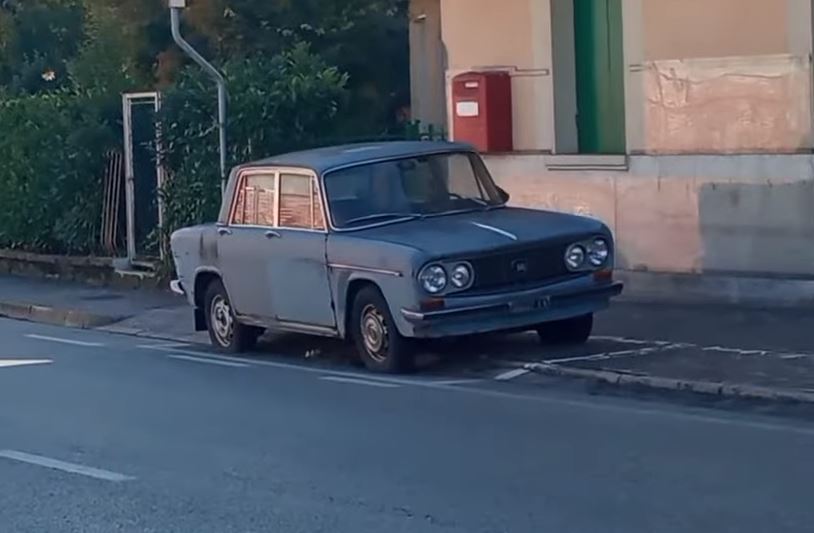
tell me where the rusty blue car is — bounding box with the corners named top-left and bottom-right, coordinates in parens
top-left (170, 141), bottom-right (622, 373)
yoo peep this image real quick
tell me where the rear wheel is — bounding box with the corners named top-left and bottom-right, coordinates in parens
top-left (351, 286), bottom-right (414, 374)
top-left (536, 314), bottom-right (593, 345)
top-left (204, 280), bottom-right (261, 353)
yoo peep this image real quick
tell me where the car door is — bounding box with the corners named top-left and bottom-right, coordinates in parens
top-left (266, 171), bottom-right (336, 329)
top-left (217, 170), bottom-right (278, 320)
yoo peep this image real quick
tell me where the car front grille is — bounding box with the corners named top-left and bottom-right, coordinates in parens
top-left (467, 241), bottom-right (574, 292)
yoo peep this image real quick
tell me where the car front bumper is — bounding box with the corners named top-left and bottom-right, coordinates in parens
top-left (399, 276), bottom-right (623, 339)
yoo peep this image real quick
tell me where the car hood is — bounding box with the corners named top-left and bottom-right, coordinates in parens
top-left (349, 207), bottom-right (608, 258)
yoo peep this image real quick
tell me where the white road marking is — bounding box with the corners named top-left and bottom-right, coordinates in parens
top-left (26, 334), bottom-right (103, 347)
top-left (430, 379), bottom-right (483, 386)
top-left (0, 359), bottom-right (53, 368)
top-left (138, 345), bottom-right (479, 389)
top-left (138, 342), bottom-right (193, 350)
top-left (320, 376), bottom-right (401, 388)
top-left (494, 368), bottom-right (530, 381)
top-left (168, 354), bottom-right (250, 368)
top-left (592, 335), bottom-right (672, 346)
top-left (0, 450), bottom-right (134, 482)
top-left (133, 341), bottom-right (814, 437)
top-left (780, 353), bottom-right (810, 360)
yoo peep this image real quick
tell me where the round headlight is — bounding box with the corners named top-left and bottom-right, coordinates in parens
top-left (419, 264), bottom-right (447, 294)
top-left (588, 238), bottom-right (610, 267)
top-left (565, 244), bottom-right (586, 270)
top-left (450, 263), bottom-right (473, 289)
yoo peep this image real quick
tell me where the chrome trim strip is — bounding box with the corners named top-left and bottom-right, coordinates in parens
top-left (401, 282), bottom-right (623, 322)
top-left (328, 263), bottom-right (404, 277)
top-left (401, 302), bottom-right (509, 321)
top-left (272, 319), bottom-right (340, 337)
top-left (470, 222), bottom-right (518, 241)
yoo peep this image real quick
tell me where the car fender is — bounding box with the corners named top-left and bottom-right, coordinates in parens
top-left (331, 268), bottom-right (415, 339)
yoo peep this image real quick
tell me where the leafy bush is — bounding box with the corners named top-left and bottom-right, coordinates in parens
top-left (0, 90), bottom-right (118, 253)
top-left (158, 43), bottom-right (349, 239)
top-left (0, 7), bottom-right (132, 255)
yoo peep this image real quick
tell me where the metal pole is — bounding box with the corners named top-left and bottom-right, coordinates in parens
top-left (154, 92), bottom-right (167, 260)
top-left (122, 95), bottom-right (137, 263)
top-left (170, 7), bottom-right (228, 194)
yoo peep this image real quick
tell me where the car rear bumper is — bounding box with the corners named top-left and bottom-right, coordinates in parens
top-left (170, 280), bottom-right (186, 296)
top-left (399, 277), bottom-right (623, 339)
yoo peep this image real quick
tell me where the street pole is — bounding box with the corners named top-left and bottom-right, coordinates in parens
top-left (168, 0), bottom-right (228, 194)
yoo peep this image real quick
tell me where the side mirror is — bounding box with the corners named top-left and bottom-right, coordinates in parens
top-left (497, 186), bottom-right (510, 204)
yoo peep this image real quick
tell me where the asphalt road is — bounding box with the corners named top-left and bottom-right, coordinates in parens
top-left (1, 317), bottom-right (813, 533)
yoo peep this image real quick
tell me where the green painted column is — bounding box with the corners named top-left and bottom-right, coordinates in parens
top-left (574, 0), bottom-right (626, 154)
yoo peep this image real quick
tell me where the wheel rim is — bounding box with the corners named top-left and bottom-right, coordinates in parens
top-left (361, 304), bottom-right (389, 363)
top-left (210, 294), bottom-right (234, 347)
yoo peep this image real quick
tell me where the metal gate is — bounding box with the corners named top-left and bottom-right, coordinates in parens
top-left (121, 92), bottom-right (166, 265)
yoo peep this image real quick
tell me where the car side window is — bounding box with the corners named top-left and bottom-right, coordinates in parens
top-left (232, 174), bottom-right (276, 226)
top-left (279, 173), bottom-right (325, 230)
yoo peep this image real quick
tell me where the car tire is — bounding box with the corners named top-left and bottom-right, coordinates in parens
top-left (204, 279), bottom-right (260, 353)
top-left (351, 286), bottom-right (414, 374)
top-left (536, 314), bottom-right (593, 345)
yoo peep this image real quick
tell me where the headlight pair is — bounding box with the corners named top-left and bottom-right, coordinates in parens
top-left (565, 238), bottom-right (610, 271)
top-left (419, 263), bottom-right (473, 294)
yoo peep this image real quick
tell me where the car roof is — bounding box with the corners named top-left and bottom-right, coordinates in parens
top-left (242, 141), bottom-right (476, 174)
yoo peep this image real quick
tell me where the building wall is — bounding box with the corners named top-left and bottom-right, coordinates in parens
top-left (409, 0), bottom-right (447, 129)
top-left (418, 0), bottom-right (814, 276)
top-left (642, 0), bottom-right (789, 61)
top-left (487, 154), bottom-right (814, 276)
top-left (435, 0), bottom-right (813, 154)
top-left (440, 0), bottom-right (554, 151)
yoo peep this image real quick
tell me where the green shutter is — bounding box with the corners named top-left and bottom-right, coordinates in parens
top-left (574, 0), bottom-right (626, 154)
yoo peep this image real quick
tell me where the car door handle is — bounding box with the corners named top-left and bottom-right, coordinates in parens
top-left (264, 230), bottom-right (281, 239)
top-left (217, 227), bottom-right (232, 236)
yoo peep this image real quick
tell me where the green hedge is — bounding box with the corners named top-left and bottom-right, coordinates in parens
top-left (0, 90), bottom-right (118, 253)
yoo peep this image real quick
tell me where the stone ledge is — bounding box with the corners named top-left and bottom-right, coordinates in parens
top-left (617, 270), bottom-right (814, 308)
top-left (0, 249), bottom-right (158, 289)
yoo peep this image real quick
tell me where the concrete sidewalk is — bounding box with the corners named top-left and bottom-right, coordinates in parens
top-left (1, 273), bottom-right (813, 405)
top-left (0, 275), bottom-right (188, 332)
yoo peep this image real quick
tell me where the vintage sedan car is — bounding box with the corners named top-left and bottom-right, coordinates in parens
top-left (170, 141), bottom-right (622, 373)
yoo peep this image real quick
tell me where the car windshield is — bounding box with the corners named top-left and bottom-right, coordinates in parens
top-left (324, 152), bottom-right (504, 228)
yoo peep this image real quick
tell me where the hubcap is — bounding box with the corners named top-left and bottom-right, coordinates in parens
top-left (361, 304), bottom-right (389, 362)
top-left (211, 295), bottom-right (234, 346)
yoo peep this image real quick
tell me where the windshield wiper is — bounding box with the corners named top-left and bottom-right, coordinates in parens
top-left (342, 213), bottom-right (422, 226)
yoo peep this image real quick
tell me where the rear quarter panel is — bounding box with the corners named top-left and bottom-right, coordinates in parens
top-left (170, 224), bottom-right (221, 307)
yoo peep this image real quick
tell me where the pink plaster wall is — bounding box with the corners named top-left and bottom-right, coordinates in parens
top-left (642, 55), bottom-right (812, 154)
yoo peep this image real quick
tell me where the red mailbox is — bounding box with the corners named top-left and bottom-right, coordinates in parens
top-left (451, 71), bottom-right (513, 152)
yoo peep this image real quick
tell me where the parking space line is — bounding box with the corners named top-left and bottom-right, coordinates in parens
top-left (0, 450), bottom-right (134, 482)
top-left (26, 334), bottom-right (104, 347)
top-left (0, 359), bottom-right (53, 369)
top-left (495, 368), bottom-right (530, 381)
top-left (137, 344), bottom-right (485, 389)
top-left (138, 342), bottom-right (193, 350)
top-left (320, 376), bottom-right (401, 388)
top-left (168, 354), bottom-right (250, 368)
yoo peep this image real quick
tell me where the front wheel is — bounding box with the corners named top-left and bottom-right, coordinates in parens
top-left (351, 286), bottom-right (414, 374)
top-left (204, 280), bottom-right (261, 353)
top-left (536, 314), bottom-right (593, 345)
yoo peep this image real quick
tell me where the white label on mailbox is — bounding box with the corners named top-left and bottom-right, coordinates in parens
top-left (456, 101), bottom-right (479, 118)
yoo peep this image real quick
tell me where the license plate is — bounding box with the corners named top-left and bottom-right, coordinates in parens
top-left (513, 296), bottom-right (551, 313)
